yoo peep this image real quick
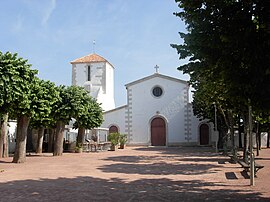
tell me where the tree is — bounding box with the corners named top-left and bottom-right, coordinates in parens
top-left (29, 79), bottom-right (59, 154)
top-left (0, 51), bottom-right (13, 158)
top-left (172, 1), bottom-right (270, 157)
top-left (73, 94), bottom-right (103, 146)
top-left (52, 85), bottom-right (102, 156)
top-left (0, 51), bottom-right (38, 163)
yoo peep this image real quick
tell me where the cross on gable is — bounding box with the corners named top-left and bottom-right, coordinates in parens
top-left (154, 65), bottom-right (159, 73)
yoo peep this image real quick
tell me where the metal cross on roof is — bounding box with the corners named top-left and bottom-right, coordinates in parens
top-left (154, 65), bottom-right (159, 73)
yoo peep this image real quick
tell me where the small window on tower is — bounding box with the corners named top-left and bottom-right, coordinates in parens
top-left (87, 65), bottom-right (91, 81)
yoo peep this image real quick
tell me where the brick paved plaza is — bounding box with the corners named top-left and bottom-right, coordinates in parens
top-left (0, 146), bottom-right (269, 201)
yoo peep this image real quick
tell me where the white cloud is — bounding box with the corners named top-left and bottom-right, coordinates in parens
top-left (42, 0), bottom-right (56, 26)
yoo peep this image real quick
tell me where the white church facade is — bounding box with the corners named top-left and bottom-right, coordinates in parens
top-left (71, 53), bottom-right (216, 147)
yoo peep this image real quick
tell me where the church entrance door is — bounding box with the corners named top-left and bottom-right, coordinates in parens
top-left (200, 124), bottom-right (209, 145)
top-left (151, 117), bottom-right (166, 146)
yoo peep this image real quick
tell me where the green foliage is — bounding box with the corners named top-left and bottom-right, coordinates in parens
top-left (73, 90), bottom-right (103, 130)
top-left (52, 85), bottom-right (85, 124)
top-left (108, 133), bottom-right (120, 146)
top-left (172, 0), bottom-right (270, 122)
top-left (76, 143), bottom-right (82, 149)
top-left (119, 134), bottom-right (128, 145)
top-left (52, 85), bottom-right (103, 127)
top-left (0, 51), bottom-right (38, 118)
top-left (30, 79), bottom-right (60, 128)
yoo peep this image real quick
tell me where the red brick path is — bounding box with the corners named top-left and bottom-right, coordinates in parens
top-left (0, 146), bottom-right (269, 201)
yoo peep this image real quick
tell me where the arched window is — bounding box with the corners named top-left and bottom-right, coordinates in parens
top-left (109, 125), bottom-right (118, 134)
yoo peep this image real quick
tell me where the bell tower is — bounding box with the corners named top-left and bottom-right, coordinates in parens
top-left (71, 53), bottom-right (115, 111)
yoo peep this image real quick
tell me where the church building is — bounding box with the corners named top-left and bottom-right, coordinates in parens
top-left (71, 53), bottom-right (215, 146)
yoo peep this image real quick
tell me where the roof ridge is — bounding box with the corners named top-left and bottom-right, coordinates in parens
top-left (125, 73), bottom-right (187, 87)
top-left (70, 53), bottom-right (110, 65)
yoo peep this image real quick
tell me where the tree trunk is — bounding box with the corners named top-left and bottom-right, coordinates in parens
top-left (77, 126), bottom-right (85, 146)
top-left (31, 128), bottom-right (38, 151)
top-left (48, 128), bottom-right (55, 152)
top-left (258, 126), bottom-right (261, 150)
top-left (217, 105), bottom-right (230, 154)
top-left (238, 117), bottom-right (243, 148)
top-left (216, 113), bottom-right (228, 151)
top-left (0, 113), bottom-right (8, 158)
top-left (53, 121), bottom-right (65, 156)
top-left (227, 110), bottom-right (236, 158)
top-left (243, 114), bottom-right (249, 163)
top-left (36, 127), bottom-right (44, 154)
top-left (2, 113), bottom-right (9, 158)
top-left (256, 123), bottom-right (260, 156)
top-left (12, 115), bottom-right (30, 163)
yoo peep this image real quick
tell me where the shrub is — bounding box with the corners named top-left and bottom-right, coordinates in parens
top-left (108, 133), bottom-right (120, 146)
top-left (119, 134), bottom-right (128, 146)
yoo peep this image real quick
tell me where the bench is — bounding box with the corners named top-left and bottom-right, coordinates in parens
top-left (238, 160), bottom-right (264, 176)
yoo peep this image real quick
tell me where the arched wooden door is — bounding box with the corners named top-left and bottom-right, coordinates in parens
top-left (151, 117), bottom-right (166, 146)
top-left (200, 124), bottom-right (209, 145)
top-left (109, 125), bottom-right (118, 134)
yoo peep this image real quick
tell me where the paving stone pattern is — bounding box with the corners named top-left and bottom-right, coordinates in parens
top-left (0, 146), bottom-right (269, 201)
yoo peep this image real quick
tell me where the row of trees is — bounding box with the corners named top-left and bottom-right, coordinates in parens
top-left (172, 0), bottom-right (270, 161)
top-left (0, 51), bottom-right (103, 163)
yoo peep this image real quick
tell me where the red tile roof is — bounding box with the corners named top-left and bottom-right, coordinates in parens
top-left (70, 53), bottom-right (108, 64)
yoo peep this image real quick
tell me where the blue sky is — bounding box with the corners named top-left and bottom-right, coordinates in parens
top-left (0, 0), bottom-right (188, 107)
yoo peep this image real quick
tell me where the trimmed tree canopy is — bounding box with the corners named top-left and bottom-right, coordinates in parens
top-left (0, 51), bottom-right (38, 117)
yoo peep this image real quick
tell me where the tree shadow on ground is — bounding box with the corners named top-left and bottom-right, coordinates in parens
top-left (0, 176), bottom-right (267, 201)
top-left (133, 146), bottom-right (218, 156)
top-left (99, 147), bottom-right (233, 175)
top-left (102, 155), bottom-right (150, 163)
top-left (98, 161), bottom-right (222, 175)
top-left (103, 155), bottom-right (230, 164)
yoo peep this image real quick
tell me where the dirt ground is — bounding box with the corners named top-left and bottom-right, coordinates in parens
top-left (0, 146), bottom-right (269, 201)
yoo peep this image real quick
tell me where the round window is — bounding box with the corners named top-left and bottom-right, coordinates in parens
top-left (152, 86), bottom-right (163, 97)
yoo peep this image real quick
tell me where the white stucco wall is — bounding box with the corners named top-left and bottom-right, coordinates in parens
top-left (190, 112), bottom-right (202, 144)
top-left (101, 73), bottom-right (216, 146)
top-left (102, 105), bottom-right (127, 134)
top-left (105, 63), bottom-right (114, 99)
top-left (126, 75), bottom-right (188, 145)
top-left (72, 61), bottom-right (115, 111)
top-left (102, 63), bottom-right (115, 111)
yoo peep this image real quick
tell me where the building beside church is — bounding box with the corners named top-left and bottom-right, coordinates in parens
top-left (71, 53), bottom-right (216, 146)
